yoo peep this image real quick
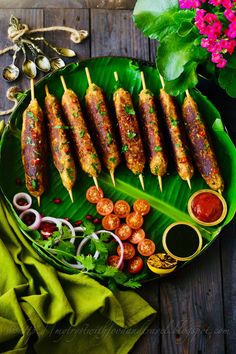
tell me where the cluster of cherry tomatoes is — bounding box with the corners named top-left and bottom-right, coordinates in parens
top-left (86, 186), bottom-right (156, 274)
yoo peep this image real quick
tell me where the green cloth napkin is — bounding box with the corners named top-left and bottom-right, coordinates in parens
top-left (0, 194), bottom-right (156, 354)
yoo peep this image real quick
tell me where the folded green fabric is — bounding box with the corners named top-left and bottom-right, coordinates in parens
top-left (0, 196), bottom-right (156, 354)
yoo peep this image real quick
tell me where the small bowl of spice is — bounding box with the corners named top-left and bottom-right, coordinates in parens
top-left (188, 189), bottom-right (227, 227)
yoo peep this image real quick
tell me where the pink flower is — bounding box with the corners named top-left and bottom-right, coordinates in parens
top-left (179, 0), bottom-right (202, 9)
top-left (224, 9), bottom-right (235, 21)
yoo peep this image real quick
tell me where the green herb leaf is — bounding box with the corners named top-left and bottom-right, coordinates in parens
top-left (83, 220), bottom-right (95, 236)
top-left (31, 179), bottom-right (38, 190)
top-left (79, 130), bottom-right (85, 138)
top-left (57, 241), bottom-right (75, 261)
top-left (109, 157), bottom-right (117, 163)
top-left (121, 145), bottom-right (129, 153)
top-left (106, 132), bottom-right (113, 145)
top-left (149, 107), bottom-right (155, 114)
top-left (76, 254), bottom-right (95, 271)
top-left (54, 125), bottom-right (70, 130)
top-left (27, 111), bottom-right (38, 122)
top-left (127, 131), bottom-right (137, 139)
top-left (67, 168), bottom-right (74, 181)
top-left (154, 146), bottom-right (162, 152)
top-left (124, 105), bottom-right (135, 115)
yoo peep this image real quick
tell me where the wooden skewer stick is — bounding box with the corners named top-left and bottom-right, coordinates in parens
top-left (218, 189), bottom-right (222, 195)
top-left (68, 189), bottom-right (74, 203)
top-left (37, 196), bottom-right (40, 207)
top-left (114, 71), bottom-right (119, 82)
top-left (140, 71), bottom-right (146, 90)
top-left (93, 176), bottom-right (99, 190)
top-left (30, 79), bottom-right (35, 101)
top-left (110, 170), bottom-right (116, 187)
top-left (185, 89), bottom-right (191, 97)
top-left (60, 75), bottom-right (67, 91)
top-left (158, 175), bottom-right (163, 193)
top-left (45, 84), bottom-right (50, 96)
top-left (139, 174), bottom-right (145, 190)
top-left (85, 67), bottom-right (92, 86)
top-left (159, 74), bottom-right (165, 89)
top-left (186, 177), bottom-right (192, 190)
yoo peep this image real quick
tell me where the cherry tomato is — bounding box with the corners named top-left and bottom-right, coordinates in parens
top-left (114, 200), bottom-right (131, 218)
top-left (86, 186), bottom-right (104, 204)
top-left (129, 228), bottom-right (145, 244)
top-left (133, 199), bottom-right (151, 216)
top-left (102, 214), bottom-right (120, 230)
top-left (126, 212), bottom-right (144, 230)
top-left (96, 198), bottom-right (114, 216)
top-left (117, 242), bottom-right (135, 260)
top-left (107, 255), bottom-right (124, 270)
top-left (115, 223), bottom-right (132, 241)
top-left (137, 239), bottom-right (156, 257)
top-left (127, 256), bottom-right (144, 274)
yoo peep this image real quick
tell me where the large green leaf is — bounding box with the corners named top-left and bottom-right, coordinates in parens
top-left (0, 57), bottom-right (235, 281)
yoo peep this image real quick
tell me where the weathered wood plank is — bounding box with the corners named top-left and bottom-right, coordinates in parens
top-left (91, 9), bottom-right (149, 60)
top-left (43, 8), bottom-right (90, 61)
top-left (220, 221), bottom-right (236, 354)
top-left (0, 9), bottom-right (44, 121)
top-left (0, 0), bottom-right (136, 9)
top-left (160, 240), bottom-right (225, 354)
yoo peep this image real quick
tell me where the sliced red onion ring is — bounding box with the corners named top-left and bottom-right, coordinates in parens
top-left (96, 230), bottom-right (124, 269)
top-left (19, 208), bottom-right (41, 230)
top-left (13, 192), bottom-right (32, 211)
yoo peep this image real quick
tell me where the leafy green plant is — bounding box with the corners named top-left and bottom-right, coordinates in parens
top-left (133, 0), bottom-right (236, 97)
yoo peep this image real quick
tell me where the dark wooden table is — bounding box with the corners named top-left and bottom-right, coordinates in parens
top-left (0, 2), bottom-right (235, 354)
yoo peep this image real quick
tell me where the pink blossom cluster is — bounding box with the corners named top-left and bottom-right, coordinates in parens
top-left (179, 0), bottom-right (236, 68)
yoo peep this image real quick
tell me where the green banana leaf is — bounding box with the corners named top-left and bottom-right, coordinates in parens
top-left (0, 57), bottom-right (235, 281)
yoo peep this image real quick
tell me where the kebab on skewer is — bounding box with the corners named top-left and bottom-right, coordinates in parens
top-left (159, 76), bottom-right (194, 189)
top-left (21, 79), bottom-right (48, 206)
top-left (113, 71), bottom-right (146, 190)
top-left (84, 67), bottom-right (121, 186)
top-left (138, 71), bottom-right (168, 192)
top-left (44, 85), bottom-right (76, 202)
top-left (182, 90), bottom-right (224, 192)
top-left (60, 76), bottom-right (101, 189)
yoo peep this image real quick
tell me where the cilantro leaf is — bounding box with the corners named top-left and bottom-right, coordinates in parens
top-left (57, 241), bottom-right (75, 261)
top-left (83, 220), bottom-right (95, 236)
top-left (124, 105), bottom-right (135, 115)
top-left (76, 254), bottom-right (95, 271)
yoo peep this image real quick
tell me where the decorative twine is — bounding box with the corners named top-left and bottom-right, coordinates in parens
top-left (0, 22), bottom-right (88, 116)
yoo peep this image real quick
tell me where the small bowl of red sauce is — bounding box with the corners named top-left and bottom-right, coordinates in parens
top-left (188, 189), bottom-right (227, 226)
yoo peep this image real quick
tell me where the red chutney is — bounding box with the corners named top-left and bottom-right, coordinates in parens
top-left (191, 192), bottom-right (223, 222)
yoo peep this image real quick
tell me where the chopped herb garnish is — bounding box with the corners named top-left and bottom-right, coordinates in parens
top-left (72, 112), bottom-right (78, 118)
top-left (127, 131), bottom-right (136, 139)
top-left (154, 166), bottom-right (160, 174)
top-left (106, 132), bottom-right (113, 145)
top-left (149, 107), bottom-right (155, 114)
top-left (109, 157), bottom-right (117, 163)
top-left (154, 146), bottom-right (162, 152)
top-left (79, 130), bottom-right (85, 138)
top-left (124, 105), bottom-right (135, 115)
top-left (196, 114), bottom-right (202, 121)
top-left (92, 153), bottom-right (98, 159)
top-left (175, 143), bottom-right (181, 148)
top-left (54, 125), bottom-right (70, 130)
top-left (67, 168), bottom-right (74, 181)
top-left (121, 145), bottom-right (129, 153)
top-left (170, 117), bottom-right (178, 126)
top-left (26, 137), bottom-right (35, 146)
top-left (27, 111), bottom-right (38, 122)
top-left (92, 162), bottom-right (99, 173)
top-left (31, 179), bottom-right (38, 190)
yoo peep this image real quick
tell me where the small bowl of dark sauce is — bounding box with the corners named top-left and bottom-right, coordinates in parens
top-left (162, 222), bottom-right (203, 262)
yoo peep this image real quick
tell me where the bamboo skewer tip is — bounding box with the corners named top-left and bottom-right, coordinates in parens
top-left (159, 74), bottom-right (165, 89)
top-left (158, 175), bottom-right (163, 192)
top-left (45, 84), bottom-right (49, 96)
top-left (93, 176), bottom-right (99, 190)
top-left (186, 178), bottom-right (192, 190)
top-left (85, 67), bottom-right (92, 86)
top-left (114, 71), bottom-right (119, 82)
top-left (37, 196), bottom-right (40, 207)
top-left (30, 79), bottom-right (35, 101)
top-left (68, 189), bottom-right (74, 203)
top-left (60, 75), bottom-right (67, 91)
top-left (218, 189), bottom-right (222, 195)
top-left (185, 89), bottom-right (190, 97)
top-left (110, 170), bottom-right (116, 187)
top-left (139, 174), bottom-right (145, 190)
top-left (140, 71), bottom-right (146, 91)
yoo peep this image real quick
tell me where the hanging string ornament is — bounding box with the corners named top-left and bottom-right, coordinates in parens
top-left (0, 15), bottom-right (88, 116)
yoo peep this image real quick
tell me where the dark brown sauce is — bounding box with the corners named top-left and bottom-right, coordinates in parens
top-left (165, 224), bottom-right (200, 258)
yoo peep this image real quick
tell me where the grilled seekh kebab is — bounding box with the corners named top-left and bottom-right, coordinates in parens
top-left (159, 76), bottom-right (194, 189)
top-left (21, 79), bottom-right (48, 206)
top-left (113, 72), bottom-right (146, 190)
top-left (60, 76), bottom-right (101, 189)
top-left (44, 85), bottom-right (76, 202)
top-left (182, 90), bottom-right (224, 192)
top-left (138, 72), bottom-right (168, 192)
top-left (84, 67), bottom-right (121, 186)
